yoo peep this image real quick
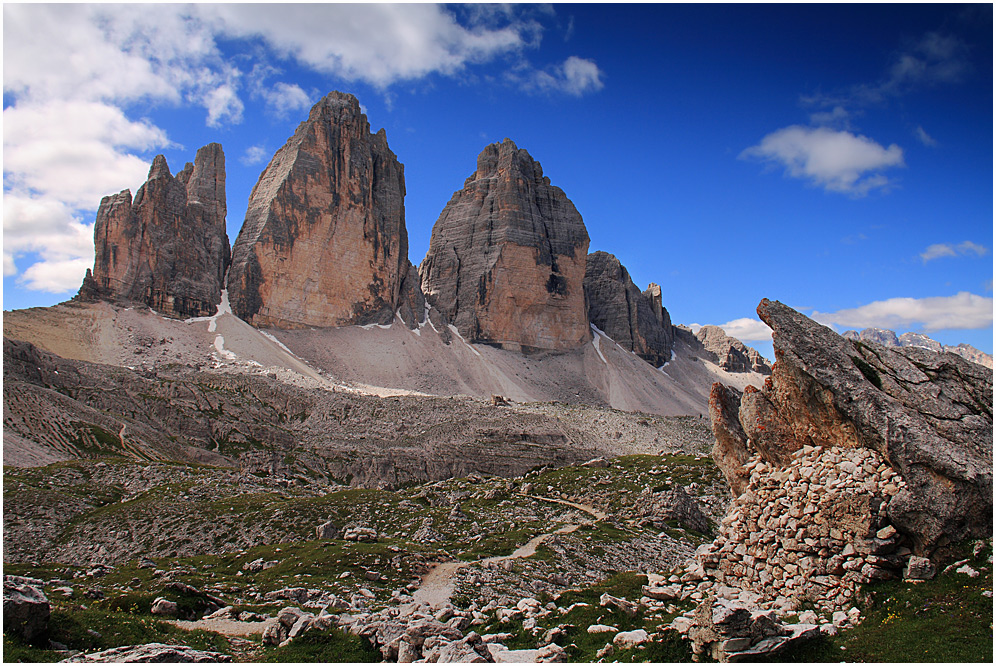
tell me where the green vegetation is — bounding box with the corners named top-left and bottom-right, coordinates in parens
top-left (851, 355), bottom-right (884, 389)
top-left (775, 541), bottom-right (993, 663)
top-left (258, 627), bottom-right (379, 662)
top-left (3, 606), bottom-right (230, 662)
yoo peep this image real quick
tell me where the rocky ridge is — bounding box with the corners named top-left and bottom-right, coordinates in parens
top-left (228, 91), bottom-right (413, 329)
top-left (420, 138), bottom-right (590, 351)
top-left (584, 251), bottom-right (674, 367)
top-left (694, 325), bottom-right (771, 374)
top-left (843, 327), bottom-right (993, 369)
top-left (77, 144), bottom-right (230, 319)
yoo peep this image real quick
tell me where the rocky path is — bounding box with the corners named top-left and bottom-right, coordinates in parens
top-left (169, 618), bottom-right (269, 636)
top-left (413, 495), bottom-right (606, 608)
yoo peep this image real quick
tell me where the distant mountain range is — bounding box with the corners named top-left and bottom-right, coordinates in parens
top-left (841, 328), bottom-right (992, 369)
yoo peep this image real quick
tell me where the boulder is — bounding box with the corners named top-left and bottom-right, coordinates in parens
top-left (420, 138), bottom-right (590, 351)
top-left (584, 251), bottom-right (674, 366)
top-left (77, 144), bottom-right (230, 319)
top-left (228, 91), bottom-right (413, 329)
top-left (59, 643), bottom-right (231, 662)
top-left (613, 629), bottom-right (649, 648)
top-left (903, 556), bottom-right (936, 581)
top-left (634, 485), bottom-right (710, 533)
top-left (316, 520), bottom-right (338, 540)
top-left (736, 299), bottom-right (992, 554)
top-left (150, 597), bottom-right (178, 617)
top-left (3, 575), bottom-right (50, 643)
top-left (687, 596), bottom-right (817, 662)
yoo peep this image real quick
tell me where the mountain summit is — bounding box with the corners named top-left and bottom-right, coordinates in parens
top-left (228, 92), bottom-right (412, 329)
top-left (420, 138), bottom-right (590, 351)
top-left (76, 144), bottom-right (230, 319)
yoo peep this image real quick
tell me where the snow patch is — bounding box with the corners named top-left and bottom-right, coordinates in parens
top-left (448, 324), bottom-right (481, 357)
top-left (590, 327), bottom-right (608, 365)
top-left (360, 319), bottom-right (393, 330)
top-left (258, 330), bottom-right (298, 356)
top-left (213, 334), bottom-right (236, 360)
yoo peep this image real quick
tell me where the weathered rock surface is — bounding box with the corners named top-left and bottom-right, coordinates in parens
top-left (4, 575), bottom-right (50, 643)
top-left (77, 144), bottom-right (230, 318)
top-left (842, 328), bottom-right (993, 369)
top-left (584, 251), bottom-right (674, 366)
top-left (60, 643), bottom-right (232, 662)
top-left (695, 325), bottom-right (771, 374)
top-left (708, 384), bottom-right (751, 496)
top-left (420, 138), bottom-right (590, 351)
top-left (723, 299), bottom-right (993, 554)
top-left (228, 91), bottom-right (412, 329)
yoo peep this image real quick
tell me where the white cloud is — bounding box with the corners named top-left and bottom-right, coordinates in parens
top-left (241, 146), bottom-right (270, 166)
top-left (19, 257), bottom-right (95, 294)
top-left (914, 125), bottom-right (938, 147)
top-left (811, 292), bottom-right (993, 332)
top-left (514, 56), bottom-right (605, 96)
top-left (809, 105), bottom-right (851, 128)
top-left (957, 241), bottom-right (989, 256)
top-left (919, 243), bottom-right (958, 262)
top-left (254, 81), bottom-right (313, 118)
top-left (3, 193), bottom-right (96, 292)
top-left (717, 318), bottom-right (773, 342)
top-left (741, 126), bottom-right (905, 196)
top-left (200, 4), bottom-right (533, 87)
top-left (3, 101), bottom-right (169, 208)
top-left (920, 241), bottom-right (990, 262)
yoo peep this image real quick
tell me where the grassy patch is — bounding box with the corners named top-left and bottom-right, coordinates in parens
top-left (3, 605), bottom-right (230, 662)
top-left (258, 627), bottom-right (380, 662)
top-left (777, 542), bottom-right (993, 663)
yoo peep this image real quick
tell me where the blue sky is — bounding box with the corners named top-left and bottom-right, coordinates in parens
top-left (4, 4), bottom-right (993, 359)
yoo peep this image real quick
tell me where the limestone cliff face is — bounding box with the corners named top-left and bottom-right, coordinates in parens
top-left (77, 144), bottom-right (229, 319)
top-left (420, 139), bottom-right (590, 350)
top-left (584, 251), bottom-right (673, 366)
top-left (228, 92), bottom-right (410, 329)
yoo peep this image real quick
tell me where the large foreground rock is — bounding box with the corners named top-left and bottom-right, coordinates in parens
top-left (4, 575), bottom-right (50, 643)
top-left (228, 91), bottom-right (411, 329)
top-left (712, 299), bottom-right (992, 555)
top-left (77, 145), bottom-right (230, 318)
top-left (584, 251), bottom-right (673, 366)
top-left (420, 138), bottom-right (590, 351)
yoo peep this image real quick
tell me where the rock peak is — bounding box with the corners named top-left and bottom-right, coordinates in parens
top-left (228, 91), bottom-right (411, 329)
top-left (76, 145), bottom-right (230, 318)
top-left (584, 250), bottom-right (674, 366)
top-left (421, 140), bottom-right (589, 350)
top-left (148, 154), bottom-right (171, 180)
